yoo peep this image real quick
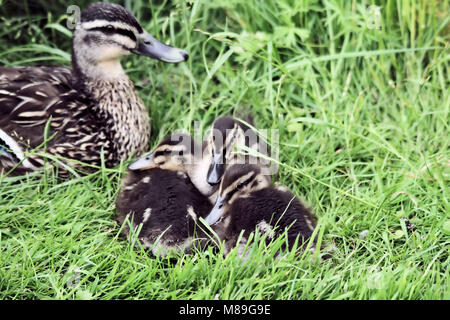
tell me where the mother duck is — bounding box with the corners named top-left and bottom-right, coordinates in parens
top-left (0, 2), bottom-right (188, 177)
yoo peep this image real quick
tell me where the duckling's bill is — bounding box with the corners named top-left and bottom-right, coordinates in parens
top-left (205, 196), bottom-right (226, 225)
top-left (207, 152), bottom-right (226, 185)
top-left (128, 153), bottom-right (156, 170)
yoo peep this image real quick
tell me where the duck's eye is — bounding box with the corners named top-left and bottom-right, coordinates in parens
top-left (105, 25), bottom-right (114, 31)
top-left (163, 149), bottom-right (171, 154)
top-left (236, 182), bottom-right (245, 190)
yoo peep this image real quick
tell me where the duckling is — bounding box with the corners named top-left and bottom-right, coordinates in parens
top-left (116, 133), bottom-right (214, 257)
top-left (0, 2), bottom-right (188, 177)
top-left (206, 116), bottom-right (272, 186)
top-left (204, 164), bottom-right (322, 257)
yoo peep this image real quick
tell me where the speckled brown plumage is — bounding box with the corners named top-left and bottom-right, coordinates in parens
top-left (0, 66), bottom-right (150, 176)
top-left (0, 2), bottom-right (188, 178)
top-left (85, 77), bottom-right (150, 164)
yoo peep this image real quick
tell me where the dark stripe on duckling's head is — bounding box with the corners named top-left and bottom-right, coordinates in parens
top-left (129, 133), bottom-right (199, 172)
top-left (220, 164), bottom-right (260, 197)
top-left (221, 164), bottom-right (258, 186)
top-left (210, 116), bottom-right (239, 151)
top-left (156, 133), bottom-right (198, 159)
top-left (212, 116), bottom-right (237, 134)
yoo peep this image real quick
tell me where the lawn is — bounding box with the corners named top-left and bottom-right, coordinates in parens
top-left (0, 0), bottom-right (449, 299)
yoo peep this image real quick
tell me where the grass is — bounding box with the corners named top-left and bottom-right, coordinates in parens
top-left (0, 0), bottom-right (449, 299)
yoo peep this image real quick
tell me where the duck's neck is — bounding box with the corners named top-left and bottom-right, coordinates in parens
top-left (86, 77), bottom-right (151, 163)
top-left (73, 59), bottom-right (150, 164)
top-left (70, 35), bottom-right (150, 164)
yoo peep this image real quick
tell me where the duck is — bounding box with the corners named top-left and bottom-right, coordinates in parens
top-left (0, 2), bottom-right (188, 177)
top-left (204, 164), bottom-right (324, 258)
top-left (206, 116), bottom-right (272, 186)
top-left (116, 133), bottom-right (215, 257)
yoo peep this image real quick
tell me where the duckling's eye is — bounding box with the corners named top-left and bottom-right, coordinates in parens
top-left (163, 149), bottom-right (171, 154)
top-left (236, 182), bottom-right (245, 190)
top-left (105, 25), bottom-right (114, 30)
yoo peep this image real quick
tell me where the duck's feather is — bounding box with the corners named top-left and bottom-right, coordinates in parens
top-left (0, 66), bottom-right (114, 175)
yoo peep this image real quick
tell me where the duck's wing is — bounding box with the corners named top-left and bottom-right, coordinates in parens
top-left (0, 66), bottom-right (93, 175)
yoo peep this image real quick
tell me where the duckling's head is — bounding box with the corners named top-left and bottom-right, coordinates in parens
top-left (205, 164), bottom-right (271, 225)
top-left (72, 2), bottom-right (188, 81)
top-left (206, 116), bottom-right (248, 186)
top-left (128, 133), bottom-right (199, 173)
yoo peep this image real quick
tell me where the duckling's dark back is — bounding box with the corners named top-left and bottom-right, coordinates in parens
top-left (116, 168), bottom-right (212, 255)
top-left (225, 188), bottom-right (317, 250)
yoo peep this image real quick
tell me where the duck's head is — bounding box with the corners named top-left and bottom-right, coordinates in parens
top-left (206, 116), bottom-right (248, 186)
top-left (72, 2), bottom-right (188, 80)
top-left (204, 164), bottom-right (271, 225)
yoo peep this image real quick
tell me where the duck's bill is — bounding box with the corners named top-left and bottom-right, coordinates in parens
top-left (133, 33), bottom-right (188, 63)
top-left (207, 154), bottom-right (225, 185)
top-left (128, 153), bottom-right (156, 170)
top-left (205, 196), bottom-right (226, 225)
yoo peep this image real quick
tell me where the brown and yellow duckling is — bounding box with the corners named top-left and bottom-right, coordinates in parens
top-left (0, 2), bottom-right (188, 177)
top-left (204, 164), bottom-right (324, 258)
top-left (116, 133), bottom-right (215, 257)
